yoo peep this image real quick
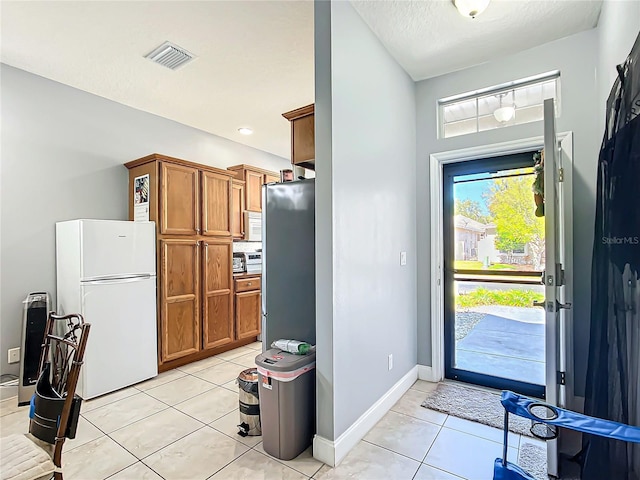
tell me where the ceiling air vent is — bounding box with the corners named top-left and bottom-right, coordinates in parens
top-left (144, 41), bottom-right (196, 70)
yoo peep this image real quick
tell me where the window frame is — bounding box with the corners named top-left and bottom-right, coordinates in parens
top-left (438, 71), bottom-right (561, 139)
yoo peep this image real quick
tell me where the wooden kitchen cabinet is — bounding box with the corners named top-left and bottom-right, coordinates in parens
top-left (282, 104), bottom-right (315, 171)
top-left (161, 162), bottom-right (200, 235)
top-left (202, 239), bottom-right (233, 349)
top-left (246, 170), bottom-right (264, 212)
top-left (126, 154), bottom-right (249, 370)
top-left (160, 239), bottom-right (201, 362)
top-left (235, 277), bottom-right (262, 339)
top-left (202, 171), bottom-right (232, 237)
top-left (231, 180), bottom-right (245, 239)
top-left (228, 164), bottom-right (280, 213)
top-left (265, 174), bottom-right (280, 184)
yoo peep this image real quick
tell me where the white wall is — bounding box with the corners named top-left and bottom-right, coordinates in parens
top-left (315, 0), bottom-right (417, 443)
top-left (415, 29), bottom-right (601, 397)
top-left (0, 64), bottom-right (289, 376)
top-left (597, 0), bottom-right (640, 122)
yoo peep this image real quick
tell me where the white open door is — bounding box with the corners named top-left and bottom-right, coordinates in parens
top-left (543, 98), bottom-right (573, 477)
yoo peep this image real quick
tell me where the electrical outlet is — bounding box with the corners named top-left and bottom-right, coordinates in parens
top-left (388, 354), bottom-right (393, 371)
top-left (8, 348), bottom-right (20, 364)
top-left (400, 251), bottom-right (407, 266)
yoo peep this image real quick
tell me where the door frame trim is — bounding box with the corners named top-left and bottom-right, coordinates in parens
top-left (429, 133), bottom-right (574, 406)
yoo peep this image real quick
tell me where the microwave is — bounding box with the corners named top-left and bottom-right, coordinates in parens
top-left (243, 211), bottom-right (262, 242)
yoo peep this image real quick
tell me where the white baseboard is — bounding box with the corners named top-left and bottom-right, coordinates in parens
top-left (313, 365), bottom-right (418, 467)
top-left (417, 364), bottom-right (437, 382)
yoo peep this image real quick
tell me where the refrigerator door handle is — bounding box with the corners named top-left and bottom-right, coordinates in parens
top-left (82, 274), bottom-right (153, 285)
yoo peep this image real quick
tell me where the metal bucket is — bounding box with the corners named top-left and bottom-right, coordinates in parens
top-left (237, 368), bottom-right (261, 436)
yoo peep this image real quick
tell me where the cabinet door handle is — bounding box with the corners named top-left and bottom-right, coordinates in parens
top-left (247, 282), bottom-right (252, 286)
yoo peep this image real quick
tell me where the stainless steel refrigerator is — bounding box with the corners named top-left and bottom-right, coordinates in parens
top-left (261, 179), bottom-right (315, 348)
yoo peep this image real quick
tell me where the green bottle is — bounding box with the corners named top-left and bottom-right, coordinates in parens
top-left (272, 339), bottom-right (312, 355)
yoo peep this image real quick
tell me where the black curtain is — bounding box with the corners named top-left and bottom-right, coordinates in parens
top-left (583, 32), bottom-right (640, 480)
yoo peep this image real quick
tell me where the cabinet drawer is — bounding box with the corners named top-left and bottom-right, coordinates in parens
top-left (235, 277), bottom-right (261, 292)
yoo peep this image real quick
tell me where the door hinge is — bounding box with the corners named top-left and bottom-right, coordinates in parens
top-left (557, 371), bottom-right (566, 385)
top-left (559, 167), bottom-right (564, 182)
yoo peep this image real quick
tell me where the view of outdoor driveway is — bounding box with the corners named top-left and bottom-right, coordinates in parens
top-left (455, 283), bottom-right (545, 385)
top-left (451, 159), bottom-right (546, 389)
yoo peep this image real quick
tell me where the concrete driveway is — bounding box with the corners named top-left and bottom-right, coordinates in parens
top-left (455, 306), bottom-right (545, 386)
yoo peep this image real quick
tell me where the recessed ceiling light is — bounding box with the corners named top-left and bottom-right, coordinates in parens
top-left (238, 128), bottom-right (253, 135)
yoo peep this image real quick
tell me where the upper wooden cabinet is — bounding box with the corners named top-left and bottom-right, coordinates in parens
top-left (202, 171), bottom-right (232, 237)
top-left (125, 154), bottom-right (235, 237)
top-left (246, 170), bottom-right (264, 212)
top-left (282, 104), bottom-right (314, 171)
top-left (265, 174), bottom-right (280, 185)
top-left (228, 165), bottom-right (279, 213)
top-left (232, 180), bottom-right (245, 239)
top-left (161, 162), bottom-right (200, 235)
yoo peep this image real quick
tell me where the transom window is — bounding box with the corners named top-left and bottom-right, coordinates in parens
top-left (439, 71), bottom-right (560, 139)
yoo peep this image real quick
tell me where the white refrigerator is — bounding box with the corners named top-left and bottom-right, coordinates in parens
top-left (56, 219), bottom-right (157, 399)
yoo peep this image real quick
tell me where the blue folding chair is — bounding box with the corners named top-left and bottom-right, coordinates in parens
top-left (494, 391), bottom-right (640, 480)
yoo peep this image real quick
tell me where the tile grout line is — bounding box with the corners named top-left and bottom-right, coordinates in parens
top-left (388, 407), bottom-right (447, 428)
top-left (109, 388), bottom-right (257, 462)
top-left (360, 438), bottom-right (426, 465)
top-left (249, 444), bottom-right (324, 478)
top-left (68, 346), bottom-right (262, 478)
top-left (421, 418), bottom-right (447, 463)
top-left (203, 448), bottom-right (254, 480)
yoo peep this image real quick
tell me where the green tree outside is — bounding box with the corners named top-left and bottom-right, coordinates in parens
top-left (486, 175), bottom-right (545, 269)
top-left (454, 198), bottom-right (490, 224)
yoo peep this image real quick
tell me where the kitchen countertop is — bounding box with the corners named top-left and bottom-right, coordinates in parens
top-left (233, 272), bottom-right (262, 278)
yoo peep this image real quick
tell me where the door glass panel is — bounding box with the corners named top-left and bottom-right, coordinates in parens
top-left (454, 277), bottom-right (545, 385)
top-left (445, 159), bottom-right (546, 396)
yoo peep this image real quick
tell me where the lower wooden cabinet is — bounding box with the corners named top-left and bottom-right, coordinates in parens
top-left (202, 239), bottom-right (233, 349)
top-left (159, 238), bottom-right (259, 366)
top-left (235, 290), bottom-right (261, 340)
top-left (160, 239), bottom-right (201, 362)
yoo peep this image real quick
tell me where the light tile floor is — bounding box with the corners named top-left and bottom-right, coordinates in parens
top-left (0, 342), bottom-right (544, 480)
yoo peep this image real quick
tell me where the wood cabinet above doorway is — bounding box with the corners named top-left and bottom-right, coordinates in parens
top-left (282, 104), bottom-right (315, 171)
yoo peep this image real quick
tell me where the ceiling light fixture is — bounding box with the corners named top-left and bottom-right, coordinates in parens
top-left (493, 92), bottom-right (515, 123)
top-left (453, 0), bottom-right (491, 18)
top-left (494, 106), bottom-right (515, 123)
top-left (238, 128), bottom-right (253, 135)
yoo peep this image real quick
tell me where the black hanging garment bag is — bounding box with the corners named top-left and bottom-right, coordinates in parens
top-left (583, 32), bottom-right (640, 480)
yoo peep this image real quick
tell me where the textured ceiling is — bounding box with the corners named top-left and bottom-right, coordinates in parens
top-left (351, 0), bottom-right (603, 81)
top-left (1, 1), bottom-right (314, 159)
top-left (2, 1), bottom-right (603, 158)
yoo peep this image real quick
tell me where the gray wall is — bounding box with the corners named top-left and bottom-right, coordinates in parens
top-left (415, 29), bottom-right (601, 397)
top-left (597, 0), bottom-right (640, 123)
top-left (0, 64), bottom-right (289, 376)
top-left (314, 0), bottom-right (336, 441)
top-left (315, 1), bottom-right (417, 440)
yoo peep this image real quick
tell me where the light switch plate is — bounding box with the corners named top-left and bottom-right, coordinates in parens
top-left (8, 348), bottom-right (20, 364)
top-left (400, 252), bottom-right (407, 266)
top-left (388, 354), bottom-right (393, 371)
